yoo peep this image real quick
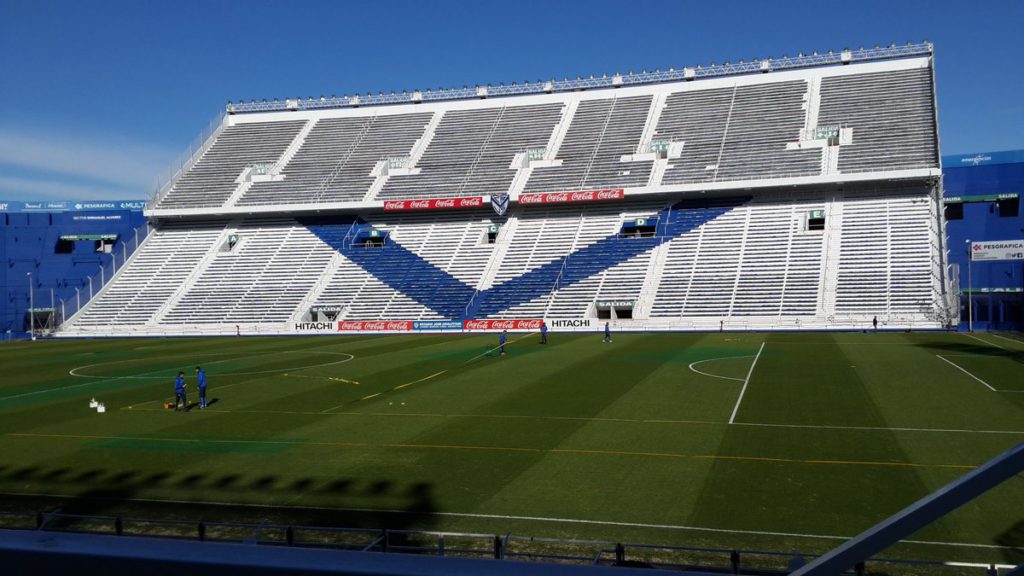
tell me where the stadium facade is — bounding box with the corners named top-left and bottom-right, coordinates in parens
top-left (1, 201), bottom-right (146, 337)
top-left (942, 149), bottom-right (1024, 331)
top-left (54, 43), bottom-right (956, 337)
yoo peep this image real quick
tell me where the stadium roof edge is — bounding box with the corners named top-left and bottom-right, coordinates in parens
top-left (227, 42), bottom-right (932, 115)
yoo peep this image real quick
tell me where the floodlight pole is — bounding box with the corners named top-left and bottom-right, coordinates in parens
top-left (27, 272), bottom-right (35, 341)
top-left (966, 239), bottom-right (973, 332)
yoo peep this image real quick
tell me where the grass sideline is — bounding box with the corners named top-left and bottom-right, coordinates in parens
top-left (0, 331), bottom-right (1022, 566)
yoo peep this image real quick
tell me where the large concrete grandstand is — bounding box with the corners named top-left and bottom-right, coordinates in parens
top-left (58, 43), bottom-right (954, 337)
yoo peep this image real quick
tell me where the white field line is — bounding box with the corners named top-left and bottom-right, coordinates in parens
top-left (0, 490), bottom-right (1018, 552)
top-left (945, 562), bottom-right (1017, 570)
top-left (935, 355), bottom-right (997, 392)
top-left (70, 351), bottom-right (354, 379)
top-left (730, 421), bottom-right (1024, 435)
top-left (1, 350), bottom-right (262, 402)
top-left (131, 352), bottom-right (355, 408)
top-left (986, 332), bottom-right (1024, 346)
top-left (964, 333), bottom-right (1007, 350)
top-left (320, 332), bottom-right (535, 414)
top-left (116, 405), bottom-right (1024, 435)
top-left (688, 356), bottom-right (752, 382)
top-left (0, 358), bottom-right (200, 402)
top-left (729, 341), bottom-right (765, 424)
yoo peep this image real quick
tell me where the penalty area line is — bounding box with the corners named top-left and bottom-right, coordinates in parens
top-left (935, 354), bottom-right (997, 392)
top-left (729, 341), bottom-right (765, 424)
top-left (963, 333), bottom-right (1007, 350)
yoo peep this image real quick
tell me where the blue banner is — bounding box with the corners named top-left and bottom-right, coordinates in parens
top-left (0, 200), bottom-right (146, 213)
top-left (413, 321), bottom-right (463, 331)
top-left (943, 149), bottom-right (1024, 168)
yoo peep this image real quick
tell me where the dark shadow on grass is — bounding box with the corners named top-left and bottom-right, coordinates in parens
top-left (995, 519), bottom-right (1024, 564)
top-left (913, 341), bottom-right (1024, 365)
top-left (0, 464), bottom-right (439, 535)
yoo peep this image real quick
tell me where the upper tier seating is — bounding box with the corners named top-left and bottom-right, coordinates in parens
top-left (656, 81), bottom-right (819, 185)
top-left (156, 121), bottom-right (307, 209)
top-left (818, 68), bottom-right (938, 173)
top-left (523, 96), bottom-right (654, 193)
top-left (147, 60), bottom-right (939, 214)
top-left (378, 103), bottom-right (564, 199)
top-left (237, 113), bottom-right (433, 206)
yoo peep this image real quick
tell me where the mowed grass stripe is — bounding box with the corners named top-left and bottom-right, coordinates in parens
top-left (5, 432), bottom-right (976, 469)
top-left (688, 333), bottom-right (963, 544)
top-left (2, 332), bottom-right (1022, 556)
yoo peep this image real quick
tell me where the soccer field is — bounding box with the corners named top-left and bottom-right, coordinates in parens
top-left (1, 331), bottom-right (1022, 565)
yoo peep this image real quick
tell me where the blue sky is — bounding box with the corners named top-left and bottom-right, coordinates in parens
top-left (1, 0), bottom-right (1022, 201)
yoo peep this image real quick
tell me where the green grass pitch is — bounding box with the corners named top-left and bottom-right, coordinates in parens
top-left (1, 331), bottom-right (1022, 564)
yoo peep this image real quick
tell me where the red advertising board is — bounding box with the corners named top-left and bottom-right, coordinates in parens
top-left (383, 196), bottom-right (484, 211)
top-left (463, 319), bottom-right (544, 331)
top-left (338, 320), bottom-right (414, 332)
top-left (518, 189), bottom-right (624, 205)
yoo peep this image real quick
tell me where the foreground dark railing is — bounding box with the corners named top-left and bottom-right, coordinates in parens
top-left (0, 509), bottom-right (1010, 576)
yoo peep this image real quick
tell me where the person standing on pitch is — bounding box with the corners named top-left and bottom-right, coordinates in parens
top-left (499, 330), bottom-right (507, 356)
top-left (174, 371), bottom-right (188, 412)
top-left (603, 321), bottom-right (612, 343)
top-left (196, 366), bottom-right (208, 409)
top-left (872, 316), bottom-right (878, 332)
top-left (539, 321), bottom-right (548, 344)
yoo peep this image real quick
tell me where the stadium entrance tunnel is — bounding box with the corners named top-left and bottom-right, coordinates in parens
top-left (619, 218), bottom-right (658, 238)
top-left (595, 299), bottom-right (635, 320)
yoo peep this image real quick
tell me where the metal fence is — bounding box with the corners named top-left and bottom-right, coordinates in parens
top-left (0, 510), bottom-right (1006, 576)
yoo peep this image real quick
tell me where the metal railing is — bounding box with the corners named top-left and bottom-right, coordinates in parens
top-left (227, 43), bottom-right (932, 115)
top-left (147, 110), bottom-right (227, 210)
top-left (56, 223), bottom-right (152, 328)
top-left (0, 509), bottom-right (1005, 576)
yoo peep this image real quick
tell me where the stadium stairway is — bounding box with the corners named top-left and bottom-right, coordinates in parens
top-left (300, 199), bottom-right (745, 322)
top-left (469, 197), bottom-right (747, 318)
top-left (302, 217), bottom-right (477, 320)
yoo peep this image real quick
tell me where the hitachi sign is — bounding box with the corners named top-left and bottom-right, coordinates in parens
top-left (549, 319), bottom-right (592, 328)
top-left (295, 322), bottom-right (335, 331)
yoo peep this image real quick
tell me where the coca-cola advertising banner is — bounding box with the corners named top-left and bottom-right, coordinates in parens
top-left (338, 321), bottom-right (414, 332)
top-left (518, 189), bottom-right (624, 205)
top-left (383, 196), bottom-right (484, 211)
top-left (463, 319), bottom-right (544, 331)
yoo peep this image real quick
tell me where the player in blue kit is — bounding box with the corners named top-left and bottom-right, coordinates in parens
top-left (195, 366), bottom-right (208, 409)
top-left (174, 371), bottom-right (188, 411)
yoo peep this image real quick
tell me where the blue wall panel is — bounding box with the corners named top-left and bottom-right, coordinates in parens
top-left (942, 150), bottom-right (1024, 330)
top-left (1, 208), bottom-right (146, 337)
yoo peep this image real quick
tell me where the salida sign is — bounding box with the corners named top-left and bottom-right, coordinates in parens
top-left (519, 189), bottom-right (624, 205)
top-left (383, 197), bottom-right (483, 211)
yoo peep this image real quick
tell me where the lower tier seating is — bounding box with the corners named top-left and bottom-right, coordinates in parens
top-left (61, 187), bottom-right (948, 335)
